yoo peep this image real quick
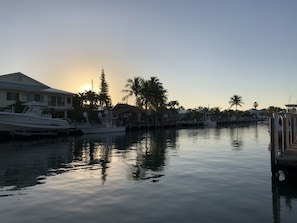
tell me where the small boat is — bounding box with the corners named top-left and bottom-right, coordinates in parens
top-left (203, 119), bottom-right (217, 127)
top-left (203, 112), bottom-right (217, 127)
top-left (0, 102), bottom-right (70, 135)
top-left (78, 111), bottom-right (126, 134)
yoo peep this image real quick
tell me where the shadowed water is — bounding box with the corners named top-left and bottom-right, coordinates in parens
top-left (0, 123), bottom-right (296, 223)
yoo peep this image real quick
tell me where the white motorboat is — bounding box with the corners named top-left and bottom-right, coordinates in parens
top-left (78, 111), bottom-right (126, 134)
top-left (0, 102), bottom-right (70, 135)
top-left (203, 119), bottom-right (217, 127)
top-left (203, 112), bottom-right (217, 127)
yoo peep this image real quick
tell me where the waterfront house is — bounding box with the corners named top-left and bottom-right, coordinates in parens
top-left (0, 72), bottom-right (73, 118)
top-left (112, 103), bottom-right (142, 126)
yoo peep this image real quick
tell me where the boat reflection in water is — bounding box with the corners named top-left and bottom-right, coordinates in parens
top-left (71, 132), bottom-right (128, 184)
top-left (72, 130), bottom-right (176, 183)
top-left (0, 130), bottom-right (176, 193)
top-left (0, 138), bottom-right (73, 191)
top-left (2, 125), bottom-right (297, 222)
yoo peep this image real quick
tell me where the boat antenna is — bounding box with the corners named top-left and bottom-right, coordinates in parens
top-left (288, 90), bottom-right (293, 104)
top-left (91, 79), bottom-right (94, 91)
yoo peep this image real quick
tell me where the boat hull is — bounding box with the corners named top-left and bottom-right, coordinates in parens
top-left (203, 120), bottom-right (217, 127)
top-left (79, 125), bottom-right (126, 134)
top-left (0, 112), bottom-right (70, 134)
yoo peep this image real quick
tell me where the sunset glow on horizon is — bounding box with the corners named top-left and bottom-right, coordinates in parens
top-left (1, 0), bottom-right (297, 110)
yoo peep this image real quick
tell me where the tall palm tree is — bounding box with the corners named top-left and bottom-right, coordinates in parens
top-left (76, 92), bottom-right (87, 106)
top-left (139, 77), bottom-right (167, 111)
top-left (85, 90), bottom-right (99, 109)
top-left (85, 90), bottom-right (98, 106)
top-left (229, 94), bottom-right (244, 111)
top-left (122, 76), bottom-right (144, 106)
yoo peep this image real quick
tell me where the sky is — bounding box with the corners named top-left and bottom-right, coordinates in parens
top-left (0, 0), bottom-right (296, 110)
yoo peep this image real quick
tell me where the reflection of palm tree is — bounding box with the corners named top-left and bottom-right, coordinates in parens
top-left (232, 127), bottom-right (243, 149)
top-left (130, 130), bottom-right (176, 182)
top-left (74, 137), bottom-right (114, 185)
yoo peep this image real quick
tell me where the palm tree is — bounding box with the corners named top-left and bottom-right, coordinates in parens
top-left (84, 90), bottom-right (98, 110)
top-left (267, 106), bottom-right (282, 116)
top-left (122, 76), bottom-right (144, 105)
top-left (75, 92), bottom-right (87, 107)
top-left (229, 95), bottom-right (244, 111)
top-left (139, 77), bottom-right (167, 111)
top-left (167, 100), bottom-right (180, 110)
top-left (122, 76), bottom-right (168, 111)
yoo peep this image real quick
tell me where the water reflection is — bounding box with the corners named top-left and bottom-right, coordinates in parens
top-left (228, 124), bottom-right (244, 149)
top-left (272, 177), bottom-right (297, 223)
top-left (0, 138), bottom-right (73, 193)
top-left (72, 132), bottom-right (129, 184)
top-left (127, 130), bottom-right (178, 182)
top-left (0, 125), bottom-right (267, 194)
top-left (231, 127), bottom-right (243, 149)
top-left (74, 130), bottom-right (178, 183)
top-left (0, 130), bottom-right (181, 194)
top-left (2, 123), bottom-right (297, 222)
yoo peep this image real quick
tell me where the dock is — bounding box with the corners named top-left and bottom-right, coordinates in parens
top-left (270, 112), bottom-right (297, 179)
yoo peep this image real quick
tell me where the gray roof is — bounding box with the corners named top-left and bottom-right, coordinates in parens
top-left (0, 72), bottom-right (74, 95)
top-left (0, 81), bottom-right (46, 91)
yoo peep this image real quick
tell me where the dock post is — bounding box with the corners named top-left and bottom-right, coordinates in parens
top-left (283, 115), bottom-right (289, 151)
top-left (280, 116), bottom-right (285, 155)
top-left (270, 114), bottom-right (279, 177)
top-left (288, 114), bottom-right (293, 147)
top-left (291, 115), bottom-right (297, 143)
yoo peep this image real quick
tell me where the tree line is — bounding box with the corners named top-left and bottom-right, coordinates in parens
top-left (5, 69), bottom-right (283, 122)
top-left (68, 70), bottom-right (282, 121)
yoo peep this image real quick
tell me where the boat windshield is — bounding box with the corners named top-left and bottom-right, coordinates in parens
top-left (23, 105), bottom-right (43, 115)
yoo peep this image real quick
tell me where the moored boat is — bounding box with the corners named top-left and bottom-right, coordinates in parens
top-left (203, 119), bottom-right (217, 127)
top-left (203, 112), bottom-right (217, 127)
top-left (77, 110), bottom-right (126, 134)
top-left (0, 102), bottom-right (70, 135)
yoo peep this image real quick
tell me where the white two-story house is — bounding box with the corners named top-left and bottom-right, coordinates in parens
top-left (0, 72), bottom-right (73, 118)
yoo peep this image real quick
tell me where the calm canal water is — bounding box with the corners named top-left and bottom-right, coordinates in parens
top-left (0, 123), bottom-right (297, 223)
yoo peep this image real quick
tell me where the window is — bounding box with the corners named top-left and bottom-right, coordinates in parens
top-left (7, 92), bottom-right (19, 101)
top-left (48, 95), bottom-right (65, 106)
top-left (48, 96), bottom-right (56, 106)
top-left (67, 97), bottom-right (72, 104)
top-left (57, 96), bottom-right (65, 106)
top-left (34, 94), bottom-right (41, 102)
